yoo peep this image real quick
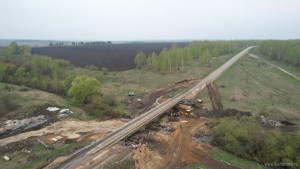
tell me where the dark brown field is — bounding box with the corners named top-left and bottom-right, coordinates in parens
top-left (32, 42), bottom-right (189, 71)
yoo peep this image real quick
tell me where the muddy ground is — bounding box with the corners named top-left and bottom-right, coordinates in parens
top-left (134, 117), bottom-right (236, 169)
top-left (72, 114), bottom-right (236, 169)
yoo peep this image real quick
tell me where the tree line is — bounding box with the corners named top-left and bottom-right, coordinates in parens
top-left (260, 40), bottom-right (300, 66)
top-left (71, 41), bottom-right (112, 46)
top-left (48, 41), bottom-right (113, 47)
top-left (49, 42), bottom-right (65, 47)
top-left (135, 40), bottom-right (256, 74)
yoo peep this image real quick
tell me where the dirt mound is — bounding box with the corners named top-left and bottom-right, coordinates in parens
top-left (134, 117), bottom-right (236, 169)
top-left (134, 146), bottom-right (163, 169)
top-left (207, 83), bottom-right (223, 116)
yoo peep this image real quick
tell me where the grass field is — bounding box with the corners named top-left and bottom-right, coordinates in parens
top-left (210, 148), bottom-right (266, 169)
top-left (184, 148), bottom-right (266, 169)
top-left (22, 143), bottom-right (76, 169)
top-left (0, 83), bottom-right (86, 118)
top-left (186, 164), bottom-right (210, 169)
top-left (101, 53), bottom-right (236, 102)
top-left (249, 47), bottom-right (300, 77)
top-left (215, 54), bottom-right (300, 124)
top-left (0, 142), bottom-right (84, 169)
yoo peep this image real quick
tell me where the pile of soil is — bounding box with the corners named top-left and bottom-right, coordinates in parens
top-left (134, 117), bottom-right (236, 169)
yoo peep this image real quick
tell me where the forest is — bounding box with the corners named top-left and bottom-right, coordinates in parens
top-left (259, 40), bottom-right (300, 66)
top-left (134, 40), bottom-right (257, 73)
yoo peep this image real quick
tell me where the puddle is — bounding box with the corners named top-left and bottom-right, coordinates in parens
top-left (192, 135), bottom-right (213, 142)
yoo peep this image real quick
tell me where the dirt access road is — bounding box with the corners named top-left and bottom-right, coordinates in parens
top-left (249, 53), bottom-right (300, 81)
top-left (51, 46), bottom-right (254, 169)
top-left (134, 118), bottom-right (236, 169)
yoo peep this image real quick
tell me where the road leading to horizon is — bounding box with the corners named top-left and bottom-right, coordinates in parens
top-left (51, 46), bottom-right (254, 169)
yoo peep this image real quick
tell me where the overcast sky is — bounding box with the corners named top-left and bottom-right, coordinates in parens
top-left (0, 0), bottom-right (299, 41)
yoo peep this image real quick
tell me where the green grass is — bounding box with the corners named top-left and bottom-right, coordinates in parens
top-left (210, 148), bottom-right (266, 169)
top-left (22, 143), bottom-right (76, 169)
top-left (0, 143), bottom-right (76, 169)
top-left (101, 53), bottom-right (239, 102)
top-left (249, 47), bottom-right (300, 77)
top-left (186, 164), bottom-right (210, 169)
top-left (215, 54), bottom-right (300, 124)
top-left (0, 83), bottom-right (88, 119)
top-left (0, 150), bottom-right (37, 169)
top-left (112, 101), bottom-right (127, 114)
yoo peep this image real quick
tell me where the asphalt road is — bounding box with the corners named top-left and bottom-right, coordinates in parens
top-left (51, 46), bottom-right (254, 169)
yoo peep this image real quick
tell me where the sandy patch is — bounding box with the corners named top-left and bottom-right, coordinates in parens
top-left (0, 118), bottom-right (125, 145)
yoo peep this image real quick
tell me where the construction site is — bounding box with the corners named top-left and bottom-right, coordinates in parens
top-left (0, 78), bottom-right (208, 167)
top-left (1, 74), bottom-right (295, 169)
top-left (49, 80), bottom-right (231, 169)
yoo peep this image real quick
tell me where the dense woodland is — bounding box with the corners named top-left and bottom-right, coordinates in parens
top-left (260, 40), bottom-right (300, 66)
top-left (135, 40), bottom-right (256, 73)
